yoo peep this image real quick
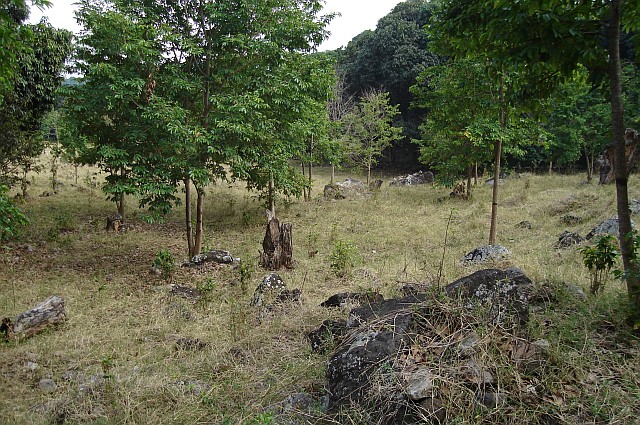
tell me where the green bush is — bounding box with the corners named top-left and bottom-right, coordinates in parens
top-left (153, 249), bottom-right (176, 280)
top-left (0, 184), bottom-right (29, 242)
top-left (581, 235), bottom-right (618, 295)
top-left (330, 239), bottom-right (359, 278)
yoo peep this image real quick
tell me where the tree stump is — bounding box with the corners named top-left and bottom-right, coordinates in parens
top-left (599, 128), bottom-right (639, 184)
top-left (1, 296), bottom-right (67, 340)
top-left (260, 218), bottom-right (294, 270)
top-left (106, 213), bottom-right (124, 231)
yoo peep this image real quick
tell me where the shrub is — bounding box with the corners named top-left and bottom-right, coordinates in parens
top-left (581, 235), bottom-right (618, 295)
top-left (0, 184), bottom-right (29, 242)
top-left (153, 249), bottom-right (176, 280)
top-left (330, 239), bottom-right (359, 278)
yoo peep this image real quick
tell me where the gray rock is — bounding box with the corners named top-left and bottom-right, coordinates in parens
top-left (444, 268), bottom-right (533, 325)
top-left (320, 292), bottom-right (384, 308)
top-left (169, 284), bottom-right (201, 301)
top-left (251, 273), bottom-right (287, 307)
top-left (586, 217), bottom-right (634, 240)
top-left (461, 245), bottom-right (510, 265)
top-left (324, 178), bottom-right (368, 199)
top-left (307, 319), bottom-right (347, 353)
top-left (403, 366), bottom-right (434, 401)
top-left (561, 214), bottom-right (584, 225)
top-left (389, 171), bottom-right (434, 186)
top-left (630, 199), bottom-right (640, 215)
top-left (516, 220), bottom-right (532, 229)
top-left (557, 230), bottom-right (584, 248)
top-left (186, 249), bottom-right (237, 266)
top-left (38, 378), bottom-right (57, 392)
top-left (25, 361), bottom-right (38, 372)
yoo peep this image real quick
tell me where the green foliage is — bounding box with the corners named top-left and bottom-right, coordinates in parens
top-left (0, 184), bottom-right (29, 242)
top-left (238, 259), bottom-right (253, 294)
top-left (342, 90), bottom-right (403, 183)
top-left (0, 17), bottom-right (72, 187)
top-left (330, 239), bottom-right (359, 278)
top-left (581, 235), bottom-right (618, 295)
top-left (152, 249), bottom-right (176, 280)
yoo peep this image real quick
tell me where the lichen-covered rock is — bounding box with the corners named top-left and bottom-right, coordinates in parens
top-left (586, 217), bottom-right (634, 240)
top-left (389, 171), bottom-right (434, 186)
top-left (323, 178), bottom-right (368, 199)
top-left (187, 249), bottom-right (238, 266)
top-left (444, 268), bottom-right (532, 325)
top-left (557, 230), bottom-right (584, 248)
top-left (251, 273), bottom-right (287, 307)
top-left (461, 245), bottom-right (510, 264)
top-left (320, 292), bottom-right (384, 308)
top-left (307, 319), bottom-right (347, 353)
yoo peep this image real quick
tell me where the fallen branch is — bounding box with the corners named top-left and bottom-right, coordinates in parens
top-left (1, 295), bottom-right (67, 340)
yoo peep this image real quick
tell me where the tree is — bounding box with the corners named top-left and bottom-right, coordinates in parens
top-left (68, 0), bottom-right (334, 257)
top-left (342, 90), bottom-right (403, 185)
top-left (336, 0), bottom-right (444, 166)
top-left (0, 0), bottom-right (51, 92)
top-left (0, 16), bottom-right (72, 191)
top-left (431, 0), bottom-right (640, 319)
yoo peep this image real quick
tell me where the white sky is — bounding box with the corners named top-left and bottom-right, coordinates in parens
top-left (28, 0), bottom-right (403, 51)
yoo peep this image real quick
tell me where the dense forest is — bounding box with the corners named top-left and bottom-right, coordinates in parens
top-left (1, 1), bottom-right (640, 423)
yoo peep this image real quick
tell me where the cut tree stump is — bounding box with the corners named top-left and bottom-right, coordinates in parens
top-left (106, 213), bottom-right (124, 231)
top-left (1, 296), bottom-right (67, 340)
top-left (599, 128), bottom-right (639, 184)
top-left (260, 218), bottom-right (294, 270)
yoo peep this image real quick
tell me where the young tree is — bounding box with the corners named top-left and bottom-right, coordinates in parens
top-left (343, 90), bottom-right (403, 185)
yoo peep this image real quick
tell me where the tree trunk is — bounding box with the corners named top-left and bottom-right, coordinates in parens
top-left (260, 218), bottom-right (293, 270)
top-left (194, 186), bottom-right (204, 256)
top-left (474, 162), bottom-right (478, 185)
top-left (585, 148), bottom-right (593, 183)
top-left (301, 162), bottom-right (308, 201)
top-left (548, 160), bottom-right (553, 174)
top-left (268, 171), bottom-right (276, 219)
top-left (367, 164), bottom-right (371, 186)
top-left (308, 161), bottom-right (312, 200)
top-left (466, 165), bottom-right (472, 198)
top-left (489, 76), bottom-right (506, 246)
top-left (1, 296), bottom-right (66, 340)
top-left (331, 163), bottom-right (335, 184)
top-left (117, 192), bottom-right (125, 217)
top-left (185, 177), bottom-right (194, 258)
top-left (609, 0), bottom-right (640, 319)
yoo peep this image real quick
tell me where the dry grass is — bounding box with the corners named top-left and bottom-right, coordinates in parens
top-left (1, 159), bottom-right (639, 424)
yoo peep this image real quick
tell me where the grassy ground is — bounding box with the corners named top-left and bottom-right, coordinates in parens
top-left (1, 160), bottom-right (639, 424)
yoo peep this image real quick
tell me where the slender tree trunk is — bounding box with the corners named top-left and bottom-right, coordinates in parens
top-left (117, 192), bottom-right (125, 217)
top-left (268, 170), bottom-right (276, 219)
top-left (21, 168), bottom-right (28, 198)
top-left (301, 162), bottom-right (308, 201)
top-left (194, 185), bottom-right (204, 256)
top-left (548, 160), bottom-right (553, 174)
top-left (74, 163), bottom-right (78, 185)
top-left (308, 161), bottom-right (312, 200)
top-left (331, 163), bottom-right (335, 184)
top-left (609, 0), bottom-right (640, 318)
top-left (466, 166), bottom-right (472, 198)
top-left (185, 177), bottom-right (194, 258)
top-left (367, 164), bottom-right (371, 186)
top-left (489, 76), bottom-right (506, 245)
top-left (585, 148), bottom-right (593, 183)
top-left (474, 162), bottom-right (478, 185)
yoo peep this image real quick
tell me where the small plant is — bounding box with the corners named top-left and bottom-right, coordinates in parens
top-left (581, 235), bottom-right (618, 295)
top-left (330, 239), bottom-right (359, 278)
top-left (0, 185), bottom-right (29, 243)
top-left (307, 232), bottom-right (319, 258)
top-left (153, 249), bottom-right (176, 280)
top-left (238, 259), bottom-right (253, 294)
top-left (197, 278), bottom-right (216, 294)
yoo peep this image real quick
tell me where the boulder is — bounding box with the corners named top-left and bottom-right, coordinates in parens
top-left (307, 319), bottom-right (347, 353)
top-left (556, 230), bottom-right (584, 248)
top-left (324, 269), bottom-right (536, 422)
top-left (320, 292), bottom-right (384, 308)
top-left (461, 245), bottom-right (510, 265)
top-left (389, 171), bottom-right (434, 186)
top-left (251, 273), bottom-right (287, 307)
top-left (444, 268), bottom-right (533, 326)
top-left (586, 217), bottom-right (634, 240)
top-left (323, 178), bottom-right (368, 199)
top-left (186, 249), bottom-right (238, 266)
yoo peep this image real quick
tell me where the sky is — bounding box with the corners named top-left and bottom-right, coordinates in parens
top-left (28, 0), bottom-right (403, 51)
